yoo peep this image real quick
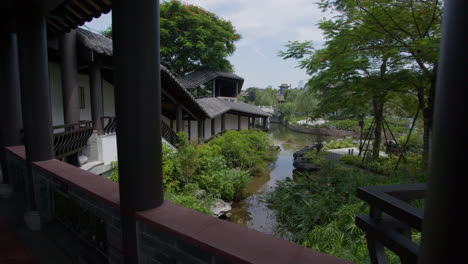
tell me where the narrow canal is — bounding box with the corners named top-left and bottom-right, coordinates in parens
top-left (227, 123), bottom-right (339, 235)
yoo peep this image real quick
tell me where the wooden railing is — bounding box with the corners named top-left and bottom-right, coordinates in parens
top-left (101, 116), bottom-right (117, 134)
top-left (356, 184), bottom-right (426, 263)
top-left (53, 121), bottom-right (94, 159)
top-left (161, 121), bottom-right (178, 147)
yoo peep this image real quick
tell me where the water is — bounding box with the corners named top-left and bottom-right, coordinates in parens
top-left (227, 123), bottom-right (338, 235)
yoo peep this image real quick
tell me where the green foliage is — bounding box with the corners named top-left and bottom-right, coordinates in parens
top-left (340, 153), bottom-right (428, 183)
top-left (276, 102), bottom-right (296, 121)
top-left (323, 140), bottom-right (357, 150)
top-left (109, 130), bottom-right (276, 213)
top-left (268, 161), bottom-right (420, 263)
top-left (102, 0), bottom-right (241, 75)
top-left (304, 150), bottom-right (328, 167)
top-left (254, 86), bottom-right (278, 106)
top-left (209, 129), bottom-right (275, 170)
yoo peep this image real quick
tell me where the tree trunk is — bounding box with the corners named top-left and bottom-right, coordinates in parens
top-left (372, 98), bottom-right (384, 159)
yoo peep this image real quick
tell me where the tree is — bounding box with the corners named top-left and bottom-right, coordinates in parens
top-left (102, 0), bottom-right (241, 75)
top-left (280, 0), bottom-right (442, 161)
top-left (317, 0), bottom-right (443, 164)
top-left (244, 87), bottom-right (259, 103)
top-left (294, 89), bottom-right (318, 124)
top-left (254, 86), bottom-right (278, 106)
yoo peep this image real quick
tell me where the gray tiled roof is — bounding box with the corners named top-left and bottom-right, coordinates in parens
top-left (77, 28), bottom-right (113, 56)
top-left (196, 98), bottom-right (271, 119)
top-left (177, 69), bottom-right (244, 90)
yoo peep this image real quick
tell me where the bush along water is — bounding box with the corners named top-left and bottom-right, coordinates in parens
top-left (267, 159), bottom-right (426, 263)
top-left (109, 129), bottom-right (276, 215)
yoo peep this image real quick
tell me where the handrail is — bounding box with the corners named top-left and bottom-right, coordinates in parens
top-left (100, 116), bottom-right (117, 134)
top-left (161, 121), bottom-right (178, 147)
top-left (53, 121), bottom-right (94, 159)
top-left (356, 183), bottom-right (426, 263)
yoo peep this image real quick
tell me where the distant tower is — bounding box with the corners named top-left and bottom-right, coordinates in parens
top-left (278, 83), bottom-right (290, 95)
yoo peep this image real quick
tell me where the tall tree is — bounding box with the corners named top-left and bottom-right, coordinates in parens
top-left (280, 0), bottom-right (442, 161)
top-left (102, 0), bottom-right (241, 75)
top-left (318, 0), bottom-right (443, 164)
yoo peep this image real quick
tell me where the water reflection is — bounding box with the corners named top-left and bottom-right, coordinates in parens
top-left (227, 123), bottom-right (339, 235)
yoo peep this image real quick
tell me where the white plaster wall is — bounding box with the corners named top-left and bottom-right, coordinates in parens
top-left (98, 134), bottom-right (118, 164)
top-left (241, 116), bottom-right (249, 129)
top-left (103, 80), bottom-right (115, 117)
top-left (204, 118), bottom-right (212, 140)
top-left (225, 114), bottom-right (238, 130)
top-left (77, 74), bottom-right (92, 121)
top-left (190, 120), bottom-right (198, 139)
top-left (48, 63), bottom-right (64, 126)
top-left (215, 116), bottom-right (222, 134)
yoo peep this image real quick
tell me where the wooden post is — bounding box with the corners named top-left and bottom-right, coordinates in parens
top-left (60, 30), bottom-right (80, 125)
top-left (419, 1), bottom-right (468, 263)
top-left (17, 13), bottom-right (55, 211)
top-left (221, 114), bottom-right (225, 131)
top-left (0, 33), bottom-right (23, 184)
top-left (176, 104), bottom-right (183, 132)
top-left (212, 79), bottom-right (216, 97)
top-left (238, 114), bottom-right (241, 130)
top-left (198, 119), bottom-right (203, 141)
top-left (211, 118), bottom-right (215, 136)
top-left (113, 0), bottom-right (163, 262)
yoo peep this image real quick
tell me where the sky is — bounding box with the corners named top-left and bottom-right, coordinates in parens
top-left (82, 0), bottom-right (332, 90)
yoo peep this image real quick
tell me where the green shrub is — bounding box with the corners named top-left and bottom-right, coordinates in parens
top-left (267, 161), bottom-right (407, 263)
top-left (323, 140), bottom-right (358, 150)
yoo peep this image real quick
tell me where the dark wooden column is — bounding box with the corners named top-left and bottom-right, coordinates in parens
top-left (188, 120), bottom-right (191, 139)
top-left (419, 1), bottom-right (467, 263)
top-left (211, 118), bottom-right (215, 136)
top-left (17, 13), bottom-right (54, 211)
top-left (235, 82), bottom-right (239, 97)
top-left (60, 30), bottom-right (80, 125)
top-left (198, 119), bottom-right (204, 141)
top-left (212, 79), bottom-right (216, 97)
top-left (221, 114), bottom-right (225, 131)
top-left (0, 33), bottom-right (23, 184)
top-left (238, 114), bottom-right (241, 130)
top-left (89, 58), bottom-right (104, 135)
top-left (248, 117), bottom-right (251, 129)
top-left (263, 117), bottom-right (268, 129)
top-left (113, 0), bottom-right (162, 262)
top-left (176, 104), bottom-right (183, 132)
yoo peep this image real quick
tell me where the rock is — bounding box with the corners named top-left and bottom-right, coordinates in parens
top-left (352, 140), bottom-right (360, 145)
top-left (210, 199), bottom-right (232, 218)
top-left (337, 138), bottom-right (344, 142)
top-left (321, 141), bottom-right (327, 146)
top-left (78, 155), bottom-right (88, 165)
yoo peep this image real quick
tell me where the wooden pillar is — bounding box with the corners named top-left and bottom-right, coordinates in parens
top-left (113, 0), bottom-right (162, 262)
top-left (188, 120), bottom-right (191, 139)
top-left (221, 114), bottom-right (225, 131)
top-left (238, 114), bottom-right (241, 130)
top-left (197, 87), bottom-right (200, 97)
top-left (176, 104), bottom-right (182, 132)
top-left (17, 13), bottom-right (55, 211)
top-left (248, 117), bottom-right (251, 130)
top-left (263, 117), bottom-right (268, 129)
top-left (0, 33), bottom-right (23, 184)
top-left (198, 119), bottom-right (204, 141)
top-left (212, 79), bottom-right (216, 97)
top-left (419, 1), bottom-right (468, 263)
top-left (211, 118), bottom-right (215, 136)
top-left (235, 82), bottom-right (238, 97)
top-left (90, 58), bottom-right (104, 135)
top-left (60, 30), bottom-right (80, 125)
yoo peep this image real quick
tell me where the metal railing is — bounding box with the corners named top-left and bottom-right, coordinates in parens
top-left (356, 184), bottom-right (426, 263)
top-left (161, 121), bottom-right (178, 147)
top-left (101, 116), bottom-right (117, 134)
top-left (53, 121), bottom-right (94, 159)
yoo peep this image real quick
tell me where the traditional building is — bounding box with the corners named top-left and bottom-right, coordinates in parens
top-left (278, 83), bottom-right (290, 95)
